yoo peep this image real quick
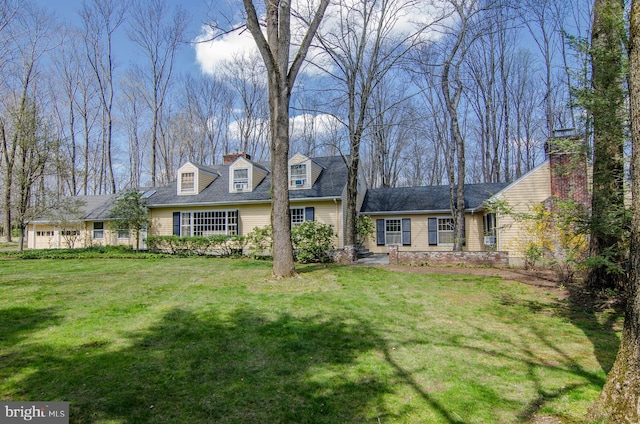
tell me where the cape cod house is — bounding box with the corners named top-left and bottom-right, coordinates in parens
top-left (26, 140), bottom-right (588, 266)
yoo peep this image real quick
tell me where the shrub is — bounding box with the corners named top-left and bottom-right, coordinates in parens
top-left (7, 245), bottom-right (166, 260)
top-left (146, 235), bottom-right (245, 257)
top-left (356, 215), bottom-right (375, 248)
top-left (246, 225), bottom-right (273, 259)
top-left (291, 221), bottom-right (335, 263)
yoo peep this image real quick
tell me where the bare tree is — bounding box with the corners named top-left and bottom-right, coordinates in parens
top-left (314, 0), bottom-right (428, 257)
top-left (364, 76), bottom-right (413, 188)
top-left (518, 0), bottom-right (571, 136)
top-left (120, 68), bottom-right (148, 187)
top-left (13, 96), bottom-right (53, 251)
top-left (509, 49), bottom-right (545, 177)
top-left (179, 74), bottom-right (234, 165)
top-left (438, 0), bottom-right (497, 251)
top-left (127, 0), bottom-right (189, 186)
top-left (241, 0), bottom-right (330, 278)
top-left (1, 4), bottom-right (55, 243)
top-left (80, 0), bottom-right (128, 194)
top-left (222, 52), bottom-right (270, 160)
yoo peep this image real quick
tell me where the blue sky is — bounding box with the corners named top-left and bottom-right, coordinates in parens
top-left (31, 0), bottom-right (218, 76)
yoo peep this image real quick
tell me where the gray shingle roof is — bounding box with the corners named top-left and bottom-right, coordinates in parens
top-left (31, 194), bottom-right (117, 223)
top-left (145, 156), bottom-right (348, 206)
top-left (360, 183), bottom-right (509, 213)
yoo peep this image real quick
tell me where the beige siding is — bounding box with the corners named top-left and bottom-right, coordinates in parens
top-left (289, 153), bottom-right (307, 165)
top-left (237, 203), bottom-right (273, 234)
top-left (149, 199), bottom-right (344, 248)
top-left (198, 169), bottom-right (217, 192)
top-left (252, 166), bottom-right (268, 189)
top-left (27, 221), bottom-right (139, 249)
top-left (310, 161), bottom-right (322, 186)
top-left (362, 213), bottom-right (488, 254)
top-left (149, 208), bottom-right (175, 236)
top-left (466, 213), bottom-right (485, 251)
top-left (493, 161), bottom-right (551, 259)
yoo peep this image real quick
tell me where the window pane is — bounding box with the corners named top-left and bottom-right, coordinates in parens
top-left (291, 207), bottom-right (305, 227)
top-left (181, 212), bottom-right (192, 236)
top-left (385, 219), bottom-right (402, 245)
top-left (438, 218), bottom-right (455, 245)
top-left (181, 172), bottom-right (195, 192)
top-left (234, 169), bottom-right (248, 180)
top-left (233, 169), bottom-right (249, 190)
top-left (290, 164), bottom-right (307, 187)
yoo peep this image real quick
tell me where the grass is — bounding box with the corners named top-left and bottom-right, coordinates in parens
top-left (0, 255), bottom-right (622, 423)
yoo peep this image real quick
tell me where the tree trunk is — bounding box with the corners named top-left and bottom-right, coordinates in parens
top-left (270, 84), bottom-right (296, 278)
top-left (242, 0), bottom-right (329, 278)
top-left (588, 1), bottom-right (640, 420)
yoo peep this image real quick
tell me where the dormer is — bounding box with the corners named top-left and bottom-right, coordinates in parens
top-left (177, 162), bottom-right (218, 195)
top-left (288, 153), bottom-right (323, 190)
top-left (229, 156), bottom-right (268, 193)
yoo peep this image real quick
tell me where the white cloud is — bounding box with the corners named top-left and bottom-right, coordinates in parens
top-left (193, 1), bottom-right (454, 78)
top-left (194, 25), bottom-right (259, 76)
top-left (290, 113), bottom-right (340, 139)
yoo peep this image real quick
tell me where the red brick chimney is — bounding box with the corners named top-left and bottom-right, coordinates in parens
top-left (223, 151), bottom-right (251, 165)
top-left (545, 134), bottom-right (590, 205)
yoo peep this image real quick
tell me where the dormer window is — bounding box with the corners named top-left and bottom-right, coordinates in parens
top-left (176, 162), bottom-right (217, 195)
top-left (181, 172), bottom-right (195, 193)
top-left (233, 169), bottom-right (249, 191)
top-left (290, 163), bottom-right (308, 188)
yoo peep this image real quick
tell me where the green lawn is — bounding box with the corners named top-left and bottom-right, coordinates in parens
top-left (0, 256), bottom-right (621, 423)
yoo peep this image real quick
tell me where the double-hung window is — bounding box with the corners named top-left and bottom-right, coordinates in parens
top-left (93, 222), bottom-right (104, 239)
top-left (428, 217), bottom-right (456, 246)
top-left (385, 219), bottom-right (403, 245)
top-left (289, 164), bottom-right (307, 188)
top-left (376, 218), bottom-right (411, 246)
top-left (291, 207), bottom-right (305, 227)
top-left (180, 172), bottom-right (195, 193)
top-left (290, 207), bottom-right (315, 227)
top-left (483, 213), bottom-right (497, 246)
top-left (233, 169), bottom-right (249, 191)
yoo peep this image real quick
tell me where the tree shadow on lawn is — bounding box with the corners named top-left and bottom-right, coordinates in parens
top-left (494, 293), bottom-right (616, 422)
top-left (563, 283), bottom-right (624, 375)
top-left (10, 307), bottom-right (395, 423)
top-left (0, 306), bottom-right (62, 347)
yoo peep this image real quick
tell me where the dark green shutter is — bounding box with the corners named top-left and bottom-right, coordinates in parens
top-left (376, 219), bottom-right (385, 246)
top-left (428, 218), bottom-right (437, 246)
top-left (402, 218), bottom-right (411, 246)
top-left (173, 212), bottom-right (180, 236)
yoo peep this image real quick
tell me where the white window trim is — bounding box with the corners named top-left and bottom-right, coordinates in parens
top-left (93, 222), bottom-right (104, 240)
top-left (290, 207), bottom-right (306, 227)
top-left (179, 171), bottom-right (196, 194)
top-left (179, 210), bottom-right (239, 237)
top-left (232, 168), bottom-right (250, 192)
top-left (436, 216), bottom-right (455, 246)
top-left (289, 163), bottom-right (309, 189)
top-left (384, 218), bottom-right (403, 246)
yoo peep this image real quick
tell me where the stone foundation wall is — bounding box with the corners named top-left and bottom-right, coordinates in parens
top-left (333, 245), bottom-right (357, 264)
top-left (388, 246), bottom-right (509, 267)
